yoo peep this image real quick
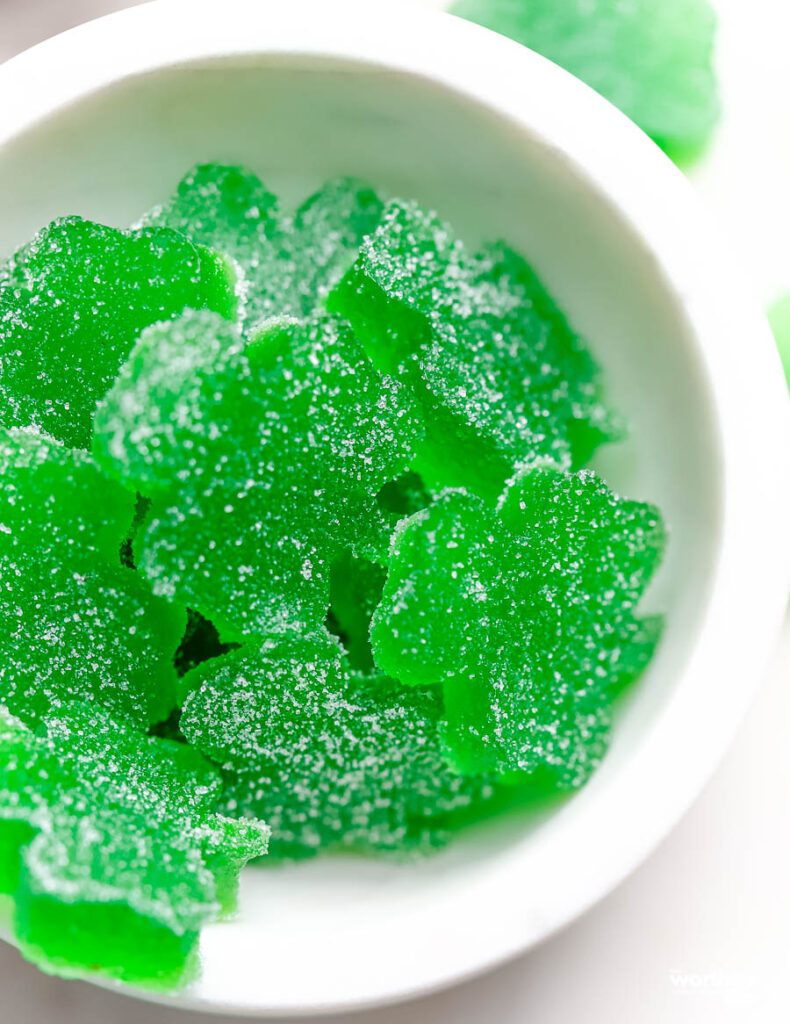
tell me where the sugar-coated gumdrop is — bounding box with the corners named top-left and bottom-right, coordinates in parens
top-left (94, 310), bottom-right (423, 638)
top-left (0, 428), bottom-right (184, 727)
top-left (450, 0), bottom-right (718, 159)
top-left (0, 711), bottom-right (43, 894)
top-left (142, 163), bottom-right (278, 260)
top-left (0, 425), bottom-right (133, 563)
top-left (372, 464), bottom-right (664, 786)
top-left (143, 164), bottom-right (383, 326)
top-left (330, 200), bottom-right (618, 500)
top-left (179, 631), bottom-right (496, 859)
top-left (0, 217), bottom-right (237, 448)
top-left (141, 163), bottom-right (277, 327)
top-left (278, 176), bottom-right (385, 315)
top-left (0, 704), bottom-right (268, 985)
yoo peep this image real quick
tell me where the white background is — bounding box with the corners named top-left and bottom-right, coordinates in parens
top-left (0, 0), bottom-right (788, 1021)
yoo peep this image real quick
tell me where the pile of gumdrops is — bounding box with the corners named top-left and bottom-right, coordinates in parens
top-left (0, 164), bottom-right (665, 986)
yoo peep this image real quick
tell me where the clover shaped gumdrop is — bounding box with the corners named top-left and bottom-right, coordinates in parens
top-left (0, 703), bottom-right (268, 985)
top-left (94, 309), bottom-right (423, 639)
top-left (372, 464), bottom-right (665, 787)
top-left (180, 630), bottom-right (495, 859)
top-left (330, 199), bottom-right (620, 501)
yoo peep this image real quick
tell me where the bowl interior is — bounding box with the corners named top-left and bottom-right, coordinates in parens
top-left (0, 52), bottom-right (721, 1013)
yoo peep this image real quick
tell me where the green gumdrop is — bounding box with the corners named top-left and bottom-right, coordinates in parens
top-left (14, 811), bottom-right (211, 988)
top-left (204, 814), bottom-right (270, 916)
top-left (279, 176), bottom-right (385, 315)
top-left (768, 294), bottom-right (790, 389)
top-left (0, 216), bottom-right (237, 448)
top-left (92, 309), bottom-right (248, 493)
top-left (142, 162), bottom-right (278, 260)
top-left (450, 0), bottom-right (719, 159)
top-left (330, 200), bottom-right (617, 501)
top-left (141, 163), bottom-right (277, 328)
top-left (179, 632), bottom-right (495, 859)
top-left (143, 164), bottom-right (383, 326)
top-left (94, 310), bottom-right (423, 638)
top-left (39, 702), bottom-right (223, 821)
top-left (0, 710), bottom-right (55, 894)
top-left (0, 427), bottom-right (134, 565)
top-left (1, 564), bottom-right (184, 728)
top-left (371, 464), bottom-right (664, 787)
top-left (0, 428), bottom-right (184, 727)
top-left (0, 705), bottom-right (268, 986)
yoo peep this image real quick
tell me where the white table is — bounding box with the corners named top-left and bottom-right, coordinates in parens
top-left (0, 0), bottom-right (788, 1021)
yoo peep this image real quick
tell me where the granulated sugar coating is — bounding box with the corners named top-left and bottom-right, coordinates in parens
top-left (450, 0), bottom-right (719, 160)
top-left (0, 427), bottom-right (184, 727)
top-left (0, 704), bottom-right (268, 985)
top-left (0, 217), bottom-right (237, 448)
top-left (94, 309), bottom-right (422, 638)
top-left (372, 464), bottom-right (665, 785)
top-left (286, 176), bottom-right (385, 312)
top-left (180, 631), bottom-right (496, 859)
top-left (144, 164), bottom-right (383, 327)
top-left (0, 169), bottom-right (666, 989)
top-left (329, 200), bottom-right (620, 500)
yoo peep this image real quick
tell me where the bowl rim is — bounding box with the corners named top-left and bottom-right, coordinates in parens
top-left (0, 0), bottom-right (789, 1016)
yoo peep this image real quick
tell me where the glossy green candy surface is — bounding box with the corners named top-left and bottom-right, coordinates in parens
top-left (94, 310), bottom-right (422, 638)
top-left (144, 164), bottom-right (383, 326)
top-left (450, 0), bottom-right (719, 159)
top-left (180, 632), bottom-right (495, 859)
top-left (0, 217), bottom-right (236, 448)
top-left (330, 200), bottom-right (619, 500)
top-left (0, 428), bottom-right (184, 727)
top-left (372, 464), bottom-right (664, 786)
top-left (0, 704), bottom-right (268, 985)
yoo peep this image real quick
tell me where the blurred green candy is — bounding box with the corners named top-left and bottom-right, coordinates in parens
top-left (450, 0), bottom-right (719, 160)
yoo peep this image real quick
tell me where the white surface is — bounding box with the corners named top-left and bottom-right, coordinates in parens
top-left (0, 0), bottom-right (788, 1021)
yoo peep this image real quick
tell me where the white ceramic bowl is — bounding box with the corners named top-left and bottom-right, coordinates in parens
top-left (0, 0), bottom-right (788, 1016)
